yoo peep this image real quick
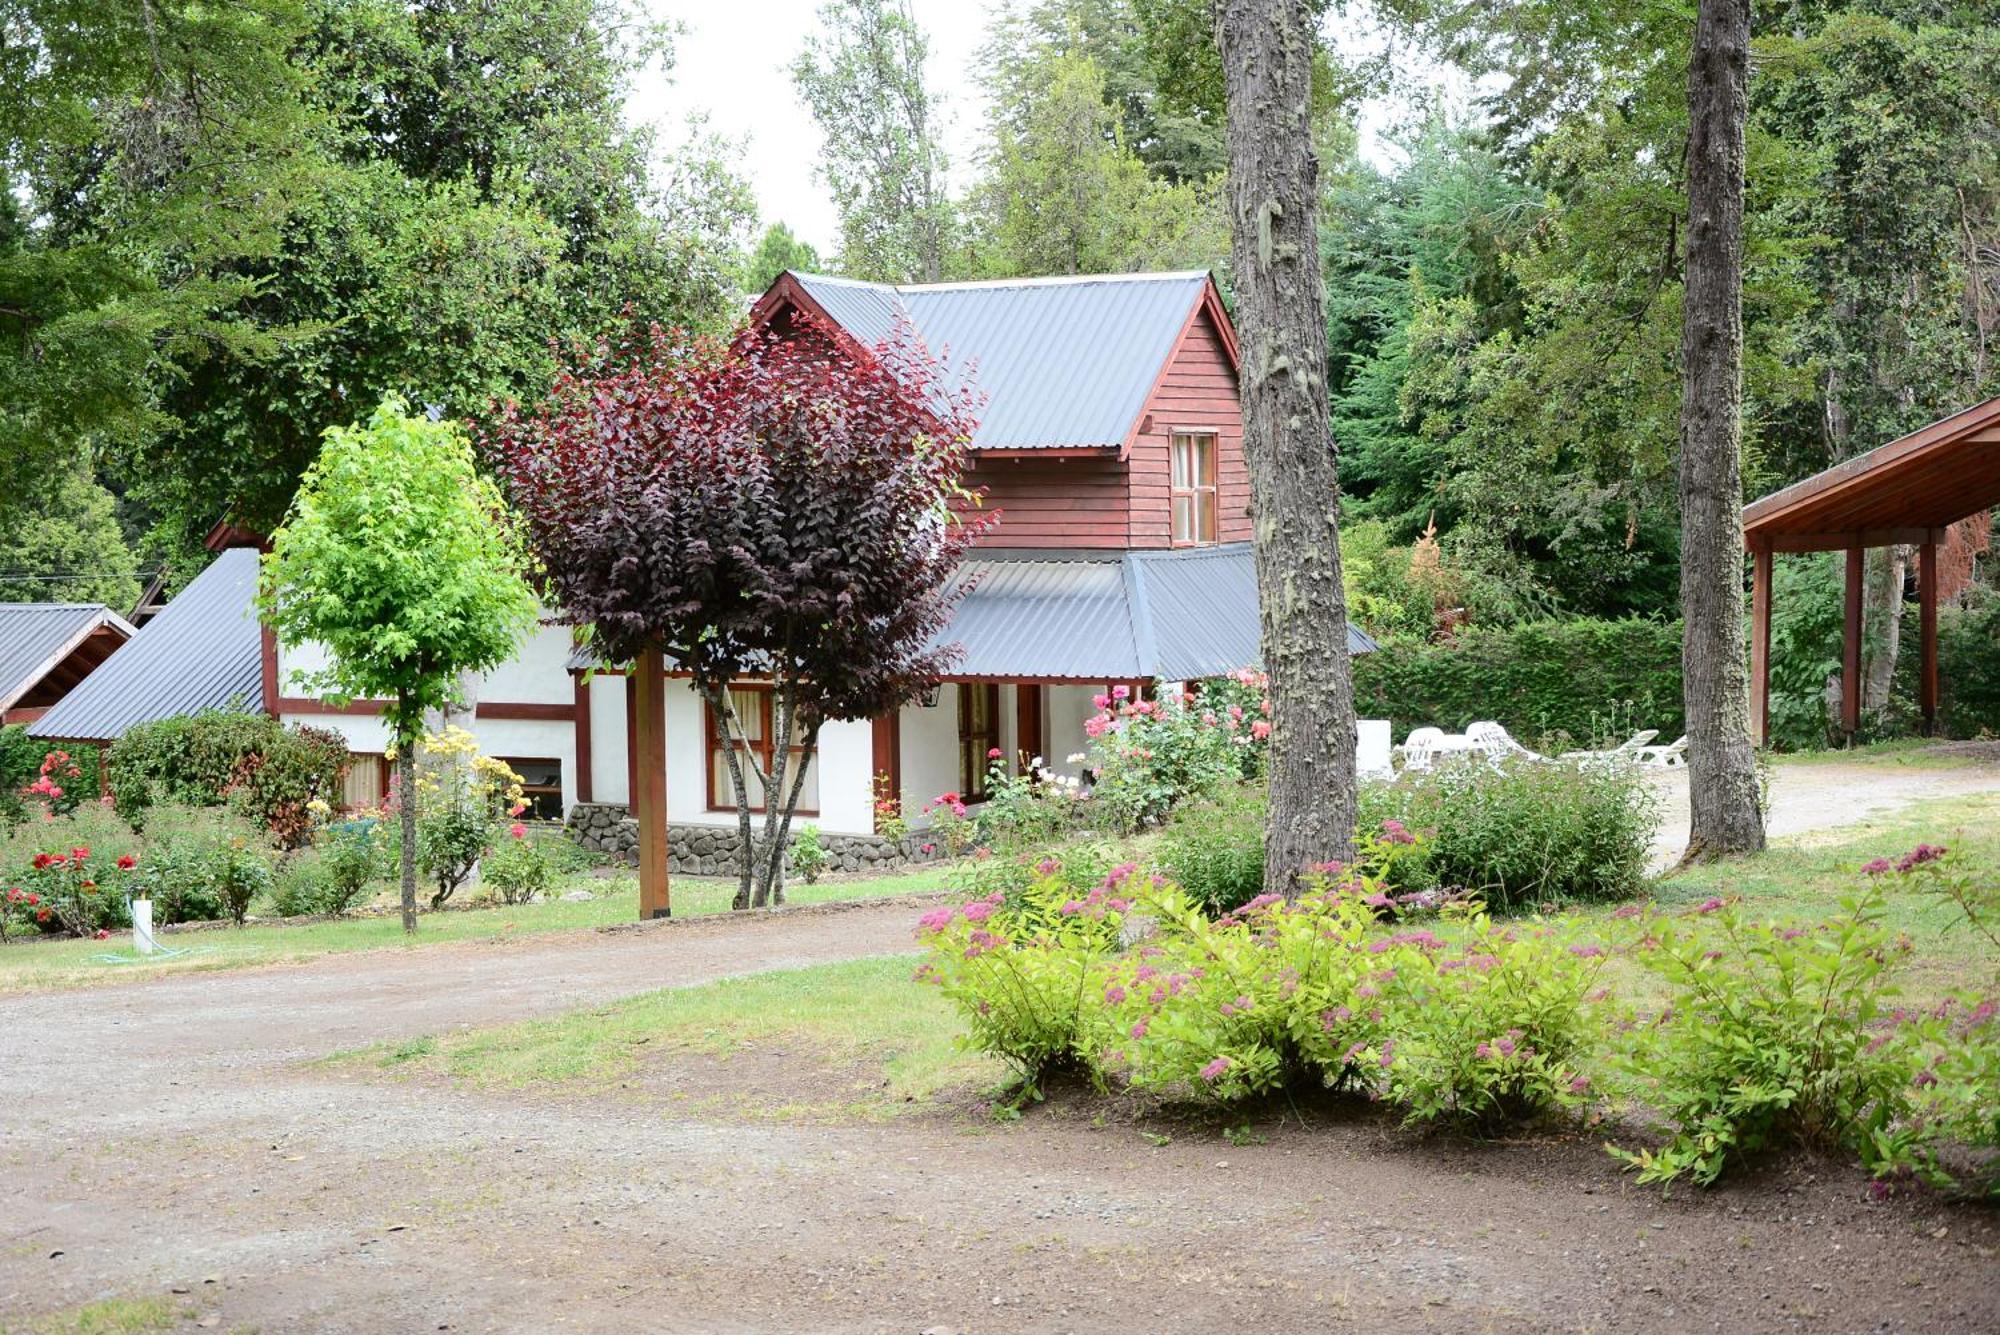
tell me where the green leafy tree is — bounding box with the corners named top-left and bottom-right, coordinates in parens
top-left (259, 400), bottom-right (538, 934)
top-left (126, 0), bottom-right (756, 558)
top-left (792, 0), bottom-right (954, 281)
top-left (965, 42), bottom-right (1227, 277)
top-left (0, 460), bottom-right (141, 608)
top-left (0, 0), bottom-right (316, 536)
top-left (741, 222), bottom-right (824, 292)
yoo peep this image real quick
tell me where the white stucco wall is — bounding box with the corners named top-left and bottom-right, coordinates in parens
top-left (1044, 685), bottom-right (1105, 776)
top-left (897, 685), bottom-right (961, 825)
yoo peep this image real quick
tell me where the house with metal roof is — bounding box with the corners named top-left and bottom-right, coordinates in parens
top-left (108, 269), bottom-right (1376, 864)
top-left (29, 545), bottom-right (264, 744)
top-left (0, 603), bottom-right (135, 727)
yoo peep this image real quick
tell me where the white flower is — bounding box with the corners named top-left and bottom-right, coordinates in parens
top-left (1066, 752), bottom-right (1086, 765)
top-left (1029, 756), bottom-right (1044, 769)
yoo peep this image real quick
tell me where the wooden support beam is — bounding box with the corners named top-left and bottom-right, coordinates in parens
top-left (572, 674), bottom-right (593, 805)
top-left (1842, 544), bottom-right (1863, 738)
top-left (869, 709), bottom-right (901, 834)
top-left (1919, 540), bottom-right (1939, 735)
top-left (1750, 542), bottom-right (1772, 748)
top-left (624, 673), bottom-right (638, 806)
top-left (1015, 683), bottom-right (1045, 769)
top-left (632, 644), bottom-right (670, 919)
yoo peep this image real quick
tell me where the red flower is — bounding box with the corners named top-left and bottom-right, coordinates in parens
top-left (25, 893), bottom-right (38, 906)
top-left (31, 853), bottom-right (52, 871)
top-left (34, 908), bottom-right (50, 922)
top-left (509, 822), bottom-right (526, 839)
top-left (71, 846), bottom-right (90, 861)
top-left (93, 928), bottom-right (110, 940)
top-left (117, 854), bottom-right (137, 871)
top-left (986, 747), bottom-right (1003, 760)
top-left (48, 853), bottom-right (66, 866)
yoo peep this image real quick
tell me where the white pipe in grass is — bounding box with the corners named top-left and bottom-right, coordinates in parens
top-left (132, 897), bottom-right (155, 955)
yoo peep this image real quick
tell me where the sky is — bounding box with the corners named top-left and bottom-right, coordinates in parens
top-left (628, 1), bottom-right (1463, 256)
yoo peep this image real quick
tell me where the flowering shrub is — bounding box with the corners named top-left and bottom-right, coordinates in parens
top-left (318, 820), bottom-right (381, 915)
top-left (871, 774), bottom-right (908, 844)
top-left (409, 726), bottom-right (524, 909)
top-left (12, 844), bottom-right (138, 936)
top-left (920, 789), bottom-right (977, 857)
top-left (1082, 675), bottom-right (1271, 832)
top-left (914, 857), bottom-right (1133, 1086)
top-left (1607, 889), bottom-right (1914, 1188)
top-left (976, 755), bottom-right (1088, 850)
top-left (1360, 759), bottom-right (1656, 910)
top-left (482, 822), bottom-right (553, 905)
top-left (25, 748), bottom-right (88, 816)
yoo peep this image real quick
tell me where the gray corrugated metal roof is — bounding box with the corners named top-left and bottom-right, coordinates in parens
top-left (28, 548), bottom-right (264, 741)
top-left (563, 543), bottom-right (1377, 681)
top-left (0, 604), bottom-right (134, 711)
top-left (791, 271), bottom-right (1211, 451)
top-left (943, 556), bottom-right (1143, 679)
top-left (942, 543), bottom-right (1376, 679)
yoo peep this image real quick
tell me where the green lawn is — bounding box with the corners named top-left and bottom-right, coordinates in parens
top-left (0, 862), bottom-right (953, 995)
top-left (340, 953), bottom-right (995, 1120)
top-left (342, 789), bottom-right (2000, 1121)
top-left (1637, 789), bottom-right (2000, 996)
top-left (1766, 736), bottom-right (1994, 770)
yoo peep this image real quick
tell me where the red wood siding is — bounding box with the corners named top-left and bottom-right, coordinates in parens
top-left (967, 455), bottom-right (1131, 549)
top-left (1126, 308), bottom-right (1246, 549)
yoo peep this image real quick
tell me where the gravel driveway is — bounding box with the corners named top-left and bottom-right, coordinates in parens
top-left (5, 884), bottom-right (1998, 1332)
top-left (1648, 746), bottom-right (2000, 870)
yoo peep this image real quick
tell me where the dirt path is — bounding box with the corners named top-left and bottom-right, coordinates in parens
top-left (1648, 748), bottom-right (2000, 870)
top-left (4, 895), bottom-right (1997, 1333)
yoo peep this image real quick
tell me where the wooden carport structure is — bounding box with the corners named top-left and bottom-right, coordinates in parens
top-left (1743, 396), bottom-right (2000, 744)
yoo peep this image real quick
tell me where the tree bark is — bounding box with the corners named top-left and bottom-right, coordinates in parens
top-left (1860, 543), bottom-right (1909, 713)
top-left (1216, 0), bottom-right (1359, 892)
top-left (1678, 0), bottom-right (1766, 859)
top-left (396, 727), bottom-right (418, 935)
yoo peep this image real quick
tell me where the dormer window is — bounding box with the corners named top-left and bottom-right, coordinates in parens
top-left (1170, 431), bottom-right (1218, 546)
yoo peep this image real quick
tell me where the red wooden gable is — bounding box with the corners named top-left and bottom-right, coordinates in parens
top-left (747, 272), bottom-right (1244, 552)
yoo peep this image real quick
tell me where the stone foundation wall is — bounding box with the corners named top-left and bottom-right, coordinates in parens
top-left (565, 802), bottom-right (931, 876)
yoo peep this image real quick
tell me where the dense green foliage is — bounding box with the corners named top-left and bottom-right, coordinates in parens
top-left (1360, 762), bottom-right (1659, 912)
top-left (1351, 619), bottom-right (1686, 743)
top-left (1156, 785), bottom-right (1265, 915)
top-left (919, 837), bottom-right (1999, 1192)
top-left (2, 0), bottom-right (752, 585)
top-left (261, 401), bottom-right (537, 743)
top-left (107, 711), bottom-right (347, 848)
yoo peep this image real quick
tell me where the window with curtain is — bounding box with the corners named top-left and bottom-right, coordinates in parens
top-left (1170, 431), bottom-right (1218, 546)
top-left (705, 684), bottom-right (818, 814)
top-left (958, 682), bottom-right (999, 800)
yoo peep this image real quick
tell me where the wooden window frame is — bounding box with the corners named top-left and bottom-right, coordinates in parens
top-left (337, 753), bottom-right (392, 813)
top-left (499, 756), bottom-right (564, 821)
top-left (704, 684), bottom-right (819, 816)
top-left (1170, 430), bottom-right (1219, 547)
top-left (958, 682), bottom-right (1001, 801)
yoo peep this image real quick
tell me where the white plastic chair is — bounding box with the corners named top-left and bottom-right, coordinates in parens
top-left (1466, 720), bottom-right (1544, 769)
top-left (1356, 719), bottom-right (1394, 781)
top-left (1638, 735), bottom-right (1688, 768)
top-left (1559, 729), bottom-right (1658, 766)
top-left (1399, 726), bottom-right (1445, 777)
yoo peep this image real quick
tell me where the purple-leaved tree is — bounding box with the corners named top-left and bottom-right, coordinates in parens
top-left (485, 316), bottom-right (988, 908)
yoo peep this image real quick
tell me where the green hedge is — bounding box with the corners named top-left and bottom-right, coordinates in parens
top-left (1352, 618), bottom-right (1684, 746)
top-left (107, 711), bottom-right (348, 847)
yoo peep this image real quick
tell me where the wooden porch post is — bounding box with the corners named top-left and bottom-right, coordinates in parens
top-left (1841, 543), bottom-right (1863, 739)
top-left (1919, 537), bottom-right (1939, 735)
top-left (869, 708), bottom-right (902, 834)
top-left (632, 644), bottom-right (671, 919)
top-left (1015, 684), bottom-right (1045, 769)
top-left (1749, 540), bottom-right (1772, 748)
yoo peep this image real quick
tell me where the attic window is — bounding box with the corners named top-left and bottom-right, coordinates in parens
top-left (1170, 432), bottom-right (1218, 546)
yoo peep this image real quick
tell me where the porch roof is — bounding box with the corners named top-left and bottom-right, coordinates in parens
top-left (567, 545), bottom-right (1379, 681)
top-left (1742, 396), bottom-right (2000, 551)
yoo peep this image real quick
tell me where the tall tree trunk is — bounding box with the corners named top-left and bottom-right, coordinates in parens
top-left (396, 727), bottom-right (419, 935)
top-left (1678, 0), bottom-right (1766, 859)
top-left (1861, 544), bottom-right (1909, 713)
top-left (1216, 0), bottom-right (1358, 892)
